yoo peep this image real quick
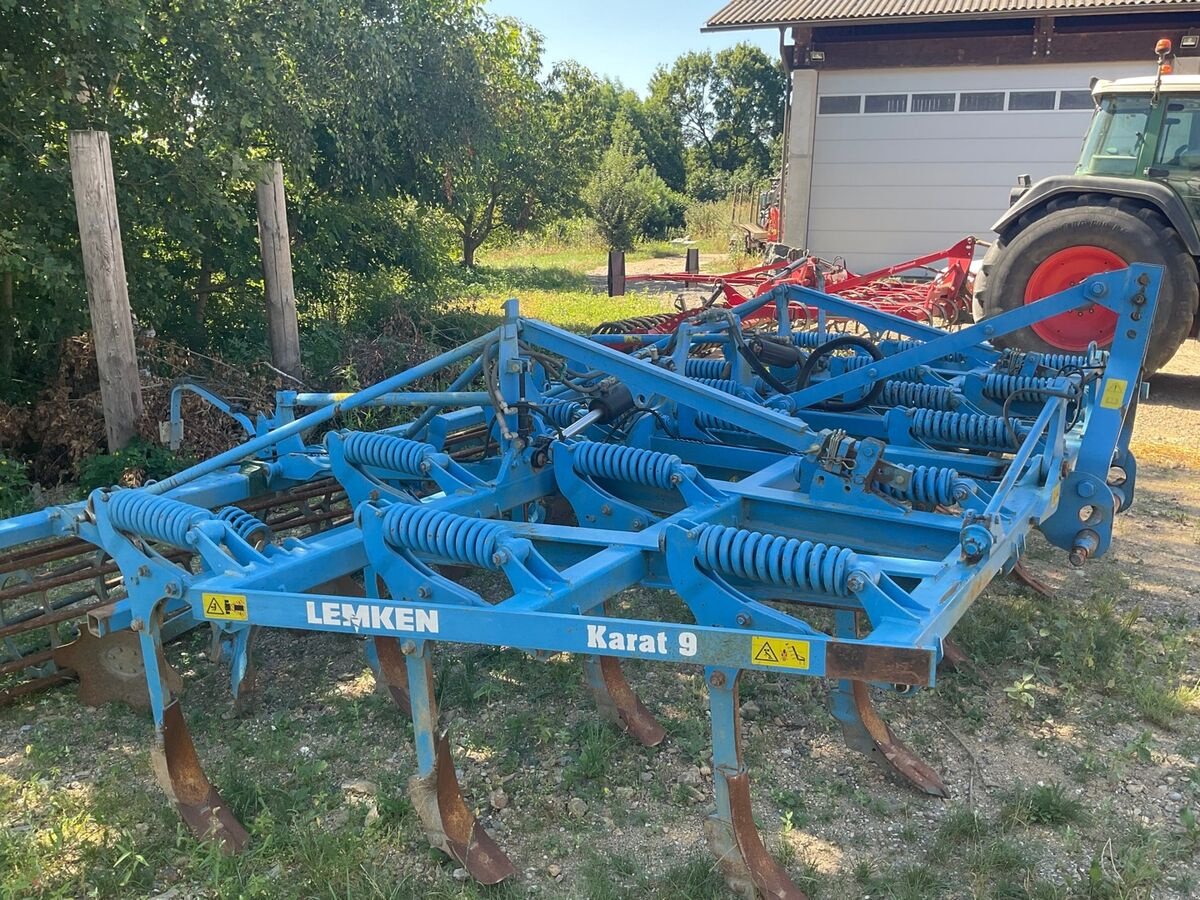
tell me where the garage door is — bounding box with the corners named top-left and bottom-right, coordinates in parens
top-left (806, 62), bottom-right (1148, 271)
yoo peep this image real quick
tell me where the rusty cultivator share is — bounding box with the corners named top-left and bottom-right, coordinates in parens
top-left (0, 264), bottom-right (1160, 898)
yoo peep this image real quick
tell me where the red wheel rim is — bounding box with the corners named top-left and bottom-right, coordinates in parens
top-left (1024, 246), bottom-right (1125, 351)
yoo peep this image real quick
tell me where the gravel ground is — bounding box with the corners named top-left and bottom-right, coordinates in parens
top-left (1, 341), bottom-right (1198, 900)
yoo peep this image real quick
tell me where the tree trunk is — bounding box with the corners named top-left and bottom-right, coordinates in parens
top-left (0, 271), bottom-right (12, 379)
top-left (195, 259), bottom-right (212, 325)
top-left (462, 234), bottom-right (479, 268)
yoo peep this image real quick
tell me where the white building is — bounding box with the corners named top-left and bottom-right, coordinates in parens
top-left (705, 0), bottom-right (1200, 269)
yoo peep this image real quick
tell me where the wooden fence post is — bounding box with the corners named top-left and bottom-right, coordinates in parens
top-left (68, 130), bottom-right (143, 451)
top-left (255, 161), bottom-right (301, 379)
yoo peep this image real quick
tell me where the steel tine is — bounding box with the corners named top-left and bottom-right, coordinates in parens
top-left (831, 612), bottom-right (947, 797)
top-left (1011, 558), bottom-right (1056, 598)
top-left (704, 667), bottom-right (807, 900)
top-left (835, 679), bottom-right (949, 798)
top-left (404, 643), bottom-right (515, 885)
top-left (151, 699), bottom-right (250, 852)
top-left (584, 654), bottom-right (666, 747)
top-left (938, 636), bottom-right (971, 674)
top-left (372, 636), bottom-right (412, 715)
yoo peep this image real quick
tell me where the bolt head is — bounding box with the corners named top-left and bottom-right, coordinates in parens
top-left (709, 671), bottom-right (727, 688)
top-left (401, 639), bottom-right (417, 655)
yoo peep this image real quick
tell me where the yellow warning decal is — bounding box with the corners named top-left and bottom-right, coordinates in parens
top-left (750, 636), bottom-right (811, 671)
top-left (202, 592), bottom-right (248, 621)
top-left (1100, 378), bottom-right (1128, 410)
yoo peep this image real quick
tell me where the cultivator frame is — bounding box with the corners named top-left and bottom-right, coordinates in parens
top-left (0, 264), bottom-right (1158, 898)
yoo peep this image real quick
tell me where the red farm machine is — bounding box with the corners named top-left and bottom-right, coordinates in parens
top-left (603, 237), bottom-right (977, 340)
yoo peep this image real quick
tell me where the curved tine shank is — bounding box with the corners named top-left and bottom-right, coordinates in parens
top-left (849, 680), bottom-right (949, 798)
top-left (1010, 558), bottom-right (1055, 598)
top-left (372, 636), bottom-right (412, 715)
top-left (151, 700), bottom-right (249, 852)
top-left (706, 669), bottom-right (807, 900)
top-left (938, 636), bottom-right (971, 674)
top-left (585, 655), bottom-right (666, 747)
top-left (706, 770), bottom-right (809, 900)
top-left (408, 731), bottom-right (515, 885)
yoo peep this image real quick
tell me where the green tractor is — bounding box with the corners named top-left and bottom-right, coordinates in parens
top-left (976, 41), bottom-right (1200, 373)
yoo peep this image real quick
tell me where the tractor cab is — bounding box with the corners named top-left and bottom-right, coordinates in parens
top-left (1078, 42), bottom-right (1200, 216)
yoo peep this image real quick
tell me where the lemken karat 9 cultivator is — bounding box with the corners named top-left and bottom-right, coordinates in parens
top-left (0, 264), bottom-right (1160, 898)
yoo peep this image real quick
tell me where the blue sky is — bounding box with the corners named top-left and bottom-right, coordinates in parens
top-left (485, 1), bottom-right (779, 94)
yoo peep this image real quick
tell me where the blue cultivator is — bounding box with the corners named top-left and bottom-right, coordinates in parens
top-left (0, 264), bottom-right (1159, 898)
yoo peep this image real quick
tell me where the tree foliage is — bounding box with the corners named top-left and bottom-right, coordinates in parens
top-left (0, 3), bottom-right (786, 402)
top-left (584, 118), bottom-right (675, 252)
top-left (650, 44), bottom-right (786, 194)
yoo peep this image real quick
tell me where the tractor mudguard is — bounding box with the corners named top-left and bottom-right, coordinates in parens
top-left (993, 175), bottom-right (1200, 256)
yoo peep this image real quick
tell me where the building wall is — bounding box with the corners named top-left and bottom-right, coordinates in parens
top-left (783, 60), bottom-right (1147, 269)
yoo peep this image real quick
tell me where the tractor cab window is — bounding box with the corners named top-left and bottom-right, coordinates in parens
top-left (1077, 94), bottom-right (1154, 176)
top-left (1155, 97), bottom-right (1200, 170)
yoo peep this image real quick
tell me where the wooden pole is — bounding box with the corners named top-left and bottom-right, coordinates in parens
top-left (255, 161), bottom-right (301, 379)
top-left (68, 130), bottom-right (143, 450)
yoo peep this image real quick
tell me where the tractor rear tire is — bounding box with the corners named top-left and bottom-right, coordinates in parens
top-left (973, 196), bottom-right (1198, 374)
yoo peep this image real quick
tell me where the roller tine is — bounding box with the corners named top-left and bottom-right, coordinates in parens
top-left (584, 654), bottom-right (666, 747)
top-left (840, 679), bottom-right (949, 799)
top-left (152, 699), bottom-right (250, 852)
top-left (704, 667), bottom-right (807, 900)
top-left (372, 636), bottom-right (412, 715)
top-left (404, 644), bottom-right (515, 885)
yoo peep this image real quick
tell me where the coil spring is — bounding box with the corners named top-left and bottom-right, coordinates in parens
top-left (693, 410), bottom-right (748, 433)
top-left (841, 354), bottom-right (920, 382)
top-left (879, 381), bottom-right (957, 411)
top-left (880, 338), bottom-right (923, 354)
top-left (884, 466), bottom-right (967, 506)
top-left (694, 524), bottom-right (858, 596)
top-left (696, 377), bottom-right (755, 398)
top-left (790, 332), bottom-right (835, 348)
top-left (381, 504), bottom-right (506, 569)
top-left (572, 443), bottom-right (683, 489)
top-left (107, 491), bottom-right (212, 547)
top-left (1027, 350), bottom-right (1107, 372)
top-left (540, 398), bottom-right (585, 429)
top-left (684, 358), bottom-right (729, 379)
top-left (907, 408), bottom-right (1023, 450)
top-left (592, 313), bottom-right (682, 335)
top-left (981, 372), bottom-right (1058, 401)
top-left (341, 432), bottom-right (435, 476)
top-left (216, 507), bottom-right (272, 544)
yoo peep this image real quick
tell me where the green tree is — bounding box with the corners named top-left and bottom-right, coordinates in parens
top-left (584, 118), bottom-right (672, 251)
top-left (650, 43), bottom-right (785, 182)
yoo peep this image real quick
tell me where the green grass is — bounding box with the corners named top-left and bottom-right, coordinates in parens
top-left (1001, 783), bottom-right (1087, 828)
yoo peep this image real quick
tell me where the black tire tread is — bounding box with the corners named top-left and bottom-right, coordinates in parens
top-left (973, 195), bottom-right (1197, 373)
